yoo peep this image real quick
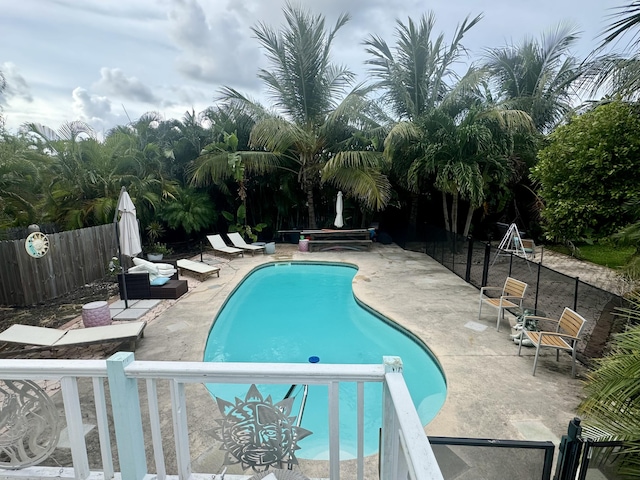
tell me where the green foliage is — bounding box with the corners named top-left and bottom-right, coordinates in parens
top-left (146, 242), bottom-right (172, 256)
top-left (532, 101), bottom-right (640, 242)
top-left (483, 22), bottom-right (584, 133)
top-left (578, 291), bottom-right (640, 478)
top-left (546, 242), bottom-right (635, 268)
top-left (160, 187), bottom-right (216, 235)
top-left (145, 221), bottom-right (165, 244)
top-left (222, 204), bottom-right (267, 243)
top-left (577, 243), bottom-right (635, 269)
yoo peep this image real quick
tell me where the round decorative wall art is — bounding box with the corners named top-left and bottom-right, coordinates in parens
top-left (24, 232), bottom-right (50, 258)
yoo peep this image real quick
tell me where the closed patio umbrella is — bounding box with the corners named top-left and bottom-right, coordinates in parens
top-left (334, 191), bottom-right (344, 229)
top-left (117, 188), bottom-right (142, 257)
top-left (114, 187), bottom-right (141, 308)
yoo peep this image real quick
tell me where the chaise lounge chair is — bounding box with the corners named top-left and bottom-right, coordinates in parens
top-left (176, 259), bottom-right (220, 281)
top-left (226, 232), bottom-right (265, 256)
top-left (206, 234), bottom-right (244, 258)
top-left (0, 321), bottom-right (147, 357)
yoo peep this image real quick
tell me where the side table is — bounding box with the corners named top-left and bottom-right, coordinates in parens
top-left (82, 301), bottom-right (112, 327)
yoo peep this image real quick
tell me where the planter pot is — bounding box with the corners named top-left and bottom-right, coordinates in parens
top-left (147, 253), bottom-right (163, 261)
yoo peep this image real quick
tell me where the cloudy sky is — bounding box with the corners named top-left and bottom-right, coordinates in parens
top-left (0, 0), bottom-right (618, 136)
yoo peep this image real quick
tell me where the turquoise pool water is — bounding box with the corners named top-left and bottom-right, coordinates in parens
top-left (203, 262), bottom-right (447, 459)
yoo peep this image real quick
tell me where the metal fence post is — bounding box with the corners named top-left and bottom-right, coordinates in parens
top-left (573, 277), bottom-right (579, 311)
top-left (554, 417), bottom-right (583, 480)
top-left (535, 261), bottom-right (542, 310)
top-left (482, 242), bottom-right (491, 287)
top-left (465, 236), bottom-right (473, 283)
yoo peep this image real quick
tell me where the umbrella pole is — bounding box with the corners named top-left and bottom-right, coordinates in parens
top-left (114, 187), bottom-right (129, 309)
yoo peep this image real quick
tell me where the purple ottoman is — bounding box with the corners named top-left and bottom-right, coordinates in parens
top-left (82, 301), bottom-right (112, 327)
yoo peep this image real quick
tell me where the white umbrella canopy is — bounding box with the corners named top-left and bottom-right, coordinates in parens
top-left (334, 191), bottom-right (344, 229)
top-left (117, 188), bottom-right (142, 257)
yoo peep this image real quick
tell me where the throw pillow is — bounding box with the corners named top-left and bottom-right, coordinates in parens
top-left (150, 276), bottom-right (170, 286)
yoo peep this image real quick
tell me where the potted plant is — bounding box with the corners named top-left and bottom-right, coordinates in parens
top-left (145, 221), bottom-right (172, 260)
top-left (146, 242), bottom-right (172, 261)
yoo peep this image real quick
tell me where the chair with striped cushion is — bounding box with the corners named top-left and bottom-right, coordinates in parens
top-left (517, 307), bottom-right (587, 377)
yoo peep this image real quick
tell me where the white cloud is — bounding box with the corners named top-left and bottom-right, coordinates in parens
top-left (166, 0), bottom-right (262, 88)
top-left (0, 0), bottom-right (614, 134)
top-left (94, 68), bottom-right (160, 104)
top-left (72, 87), bottom-right (113, 125)
top-left (0, 62), bottom-right (33, 106)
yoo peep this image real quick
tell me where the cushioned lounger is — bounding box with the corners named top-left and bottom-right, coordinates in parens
top-left (176, 259), bottom-right (220, 281)
top-left (206, 234), bottom-right (244, 258)
top-left (227, 232), bottom-right (265, 256)
top-left (0, 321), bottom-right (147, 355)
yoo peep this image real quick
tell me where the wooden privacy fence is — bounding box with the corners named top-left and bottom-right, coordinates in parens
top-left (0, 224), bottom-right (117, 306)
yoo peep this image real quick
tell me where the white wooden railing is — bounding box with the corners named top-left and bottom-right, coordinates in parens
top-left (0, 354), bottom-right (443, 480)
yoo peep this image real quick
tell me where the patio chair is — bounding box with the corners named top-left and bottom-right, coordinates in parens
top-left (227, 232), bottom-right (265, 256)
top-left (517, 307), bottom-right (586, 377)
top-left (0, 321), bottom-right (147, 357)
top-left (478, 276), bottom-right (528, 331)
top-left (207, 234), bottom-right (244, 258)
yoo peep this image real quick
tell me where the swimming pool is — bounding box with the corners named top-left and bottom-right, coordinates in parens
top-left (203, 262), bottom-right (447, 459)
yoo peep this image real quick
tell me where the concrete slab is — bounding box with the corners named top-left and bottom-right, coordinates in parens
top-left (463, 321), bottom-right (487, 332)
top-left (512, 420), bottom-right (561, 445)
top-left (133, 299), bottom-right (162, 309)
top-left (109, 299), bottom-right (139, 309)
top-left (112, 308), bottom-right (148, 320)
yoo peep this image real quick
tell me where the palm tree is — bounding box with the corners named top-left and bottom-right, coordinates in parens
top-left (189, 129), bottom-right (280, 232)
top-left (578, 290), bottom-right (640, 477)
top-left (364, 12), bottom-right (482, 235)
top-left (386, 93), bottom-right (534, 236)
top-left (580, 2), bottom-right (640, 101)
top-left (483, 23), bottom-right (584, 133)
top-left (221, 3), bottom-right (390, 229)
top-left (0, 132), bottom-right (47, 227)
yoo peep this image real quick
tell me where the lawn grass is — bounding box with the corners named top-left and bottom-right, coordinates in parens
top-left (547, 243), bottom-right (635, 269)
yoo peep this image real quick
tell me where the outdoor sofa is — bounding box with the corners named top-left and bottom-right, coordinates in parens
top-left (118, 259), bottom-right (188, 300)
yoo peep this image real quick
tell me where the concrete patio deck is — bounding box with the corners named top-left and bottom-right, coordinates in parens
top-left (128, 241), bottom-right (587, 477)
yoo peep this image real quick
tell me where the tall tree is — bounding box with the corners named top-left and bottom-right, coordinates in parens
top-left (364, 12), bottom-right (482, 235)
top-left (483, 23), bottom-right (584, 133)
top-left (580, 2), bottom-right (640, 101)
top-left (221, 3), bottom-right (390, 229)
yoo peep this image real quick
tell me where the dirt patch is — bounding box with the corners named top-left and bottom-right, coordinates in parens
top-left (0, 279), bottom-right (120, 331)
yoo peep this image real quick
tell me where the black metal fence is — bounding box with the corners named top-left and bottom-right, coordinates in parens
top-left (413, 225), bottom-right (628, 361)
top-left (430, 436), bottom-right (555, 480)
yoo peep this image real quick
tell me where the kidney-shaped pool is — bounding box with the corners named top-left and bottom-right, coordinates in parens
top-left (204, 262), bottom-right (447, 459)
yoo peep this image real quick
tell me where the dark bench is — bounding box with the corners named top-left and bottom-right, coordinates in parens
top-left (117, 260), bottom-right (188, 300)
top-left (308, 239), bottom-right (372, 252)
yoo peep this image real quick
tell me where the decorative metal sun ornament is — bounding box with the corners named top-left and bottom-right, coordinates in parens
top-left (0, 380), bottom-right (60, 469)
top-left (213, 384), bottom-right (312, 473)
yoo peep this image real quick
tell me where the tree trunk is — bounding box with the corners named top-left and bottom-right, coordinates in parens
top-left (306, 186), bottom-right (317, 229)
top-left (463, 203), bottom-right (475, 237)
top-left (451, 191), bottom-right (459, 234)
top-left (441, 191), bottom-right (450, 232)
top-left (408, 193), bottom-right (419, 240)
